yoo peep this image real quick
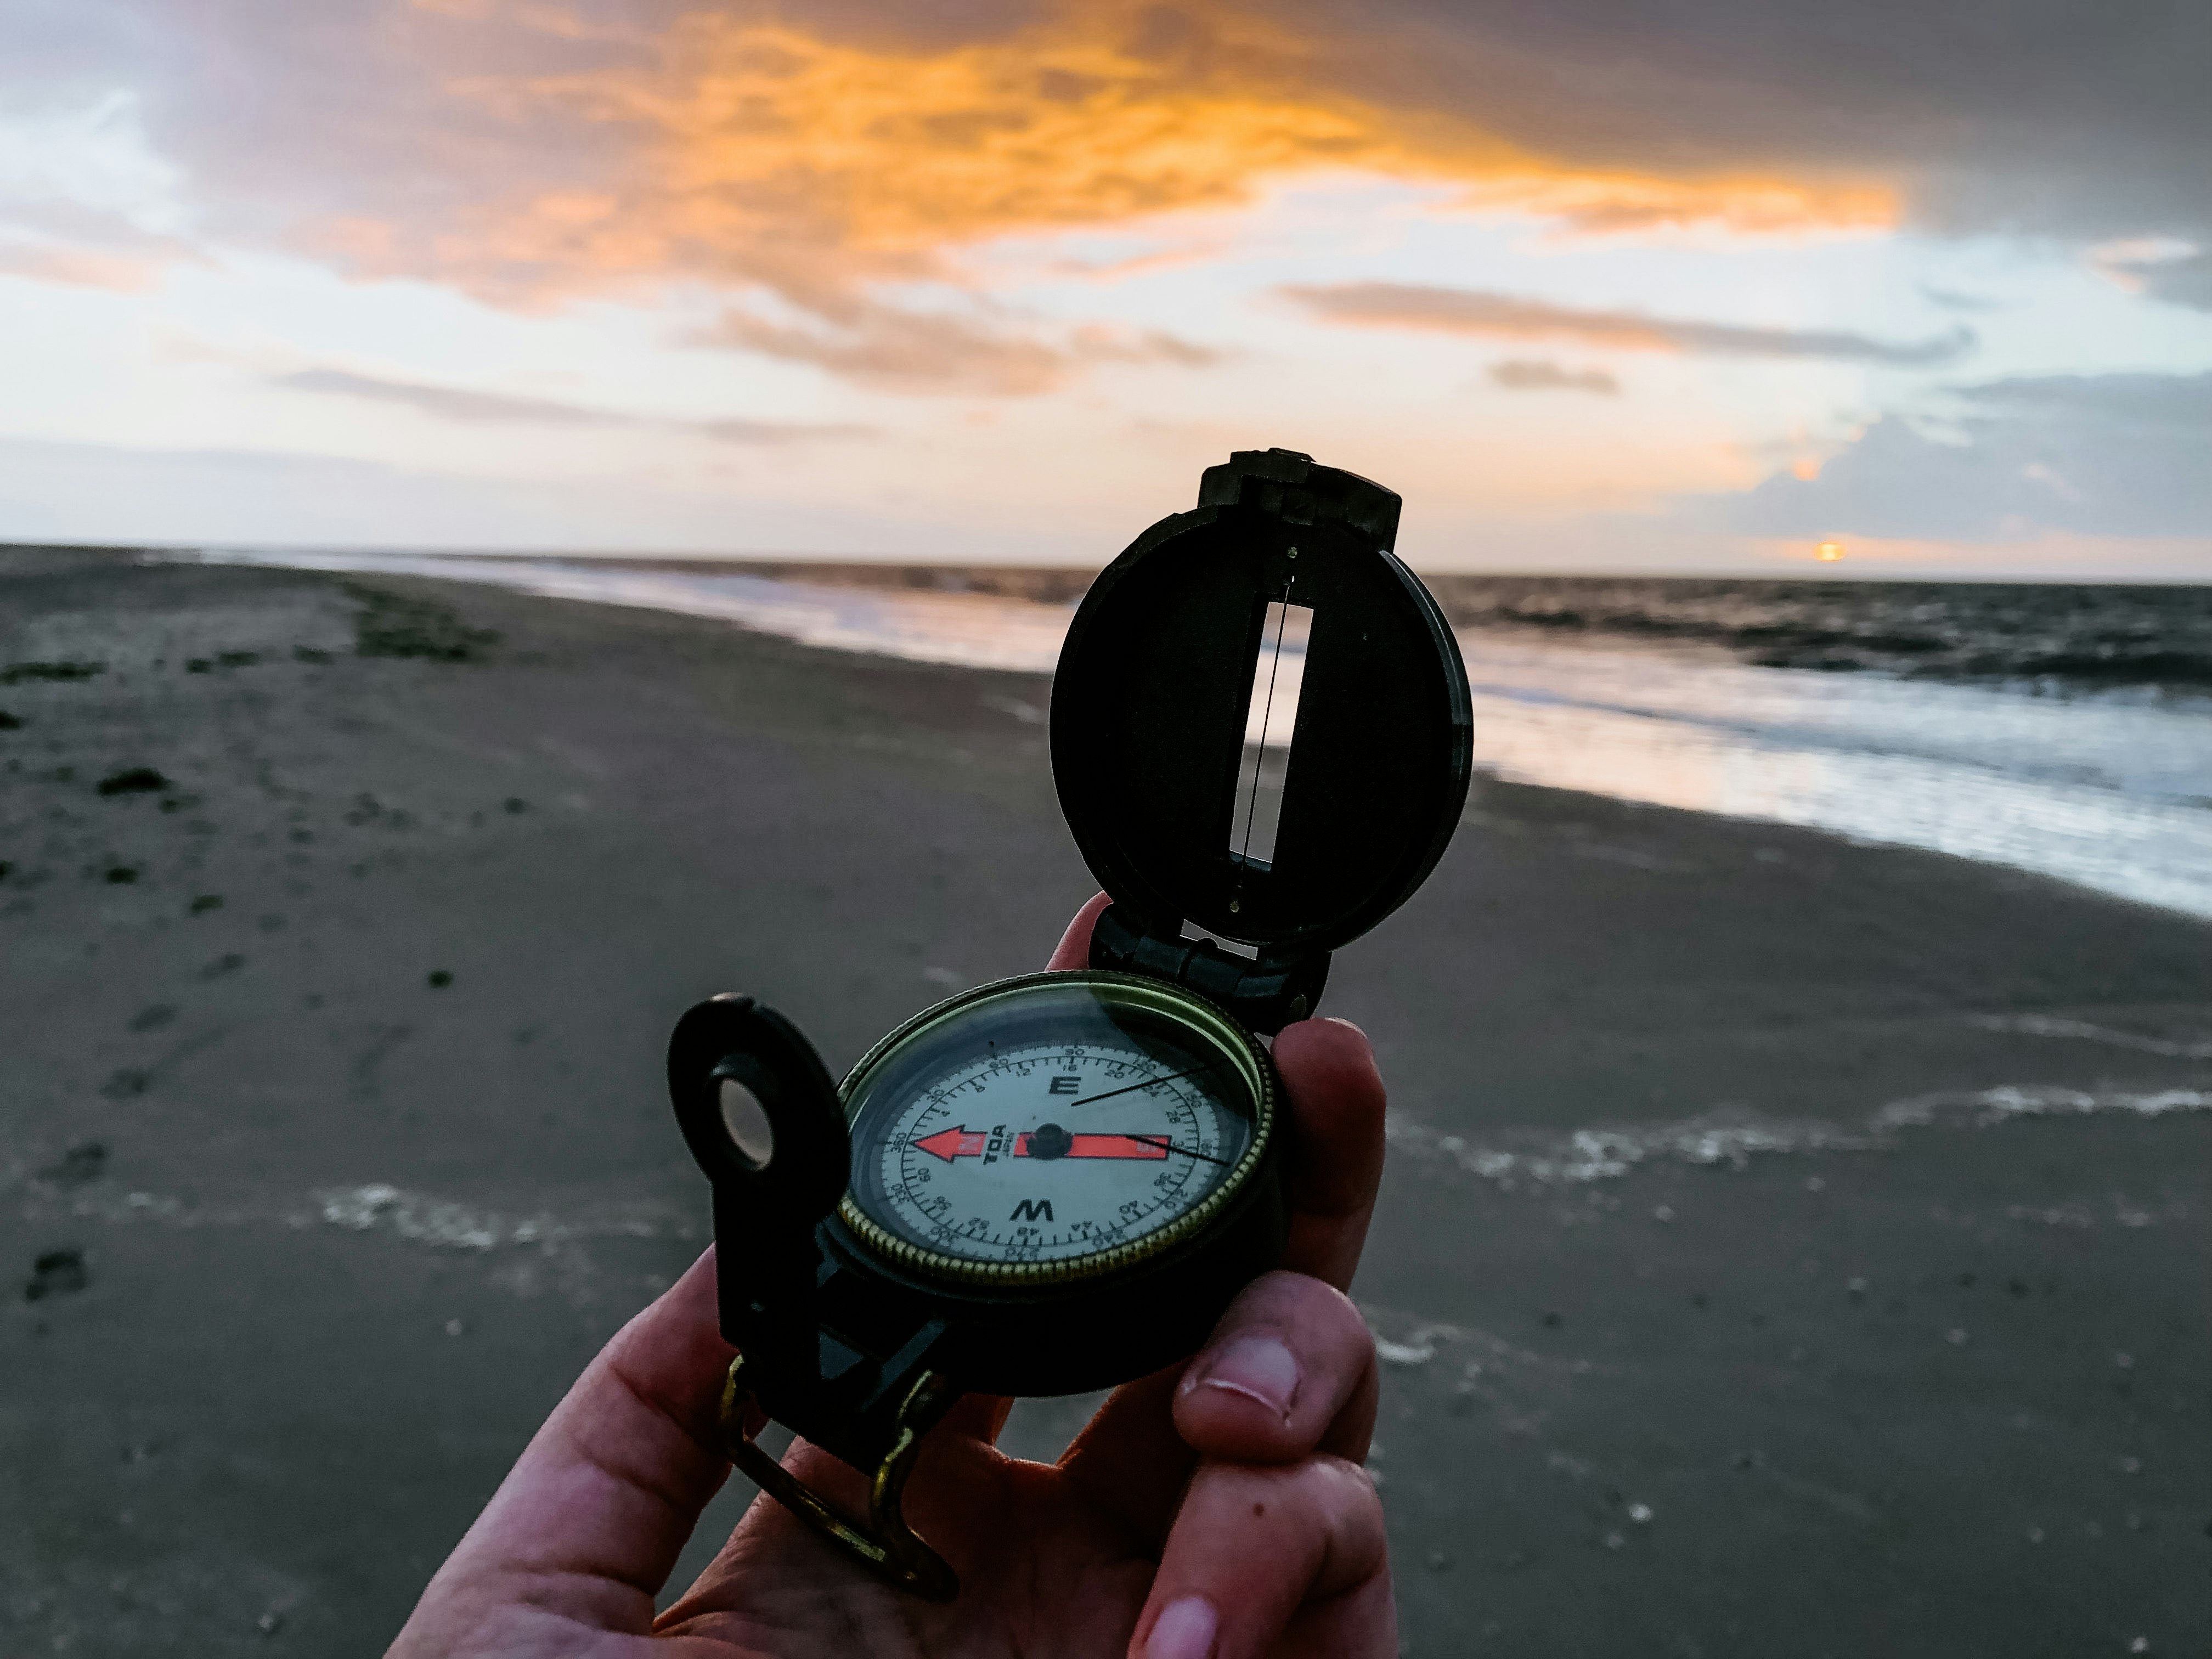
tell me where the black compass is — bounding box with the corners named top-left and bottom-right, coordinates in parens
top-left (665, 448), bottom-right (1471, 1599)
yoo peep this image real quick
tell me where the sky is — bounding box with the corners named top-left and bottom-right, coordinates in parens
top-left (1, 0), bottom-right (2207, 577)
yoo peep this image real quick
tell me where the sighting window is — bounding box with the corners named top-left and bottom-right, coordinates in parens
top-left (1230, 599), bottom-right (1311, 870)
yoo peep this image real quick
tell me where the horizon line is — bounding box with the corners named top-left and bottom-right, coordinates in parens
top-left (5, 539), bottom-right (2207, 589)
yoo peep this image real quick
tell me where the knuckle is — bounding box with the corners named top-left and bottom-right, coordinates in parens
top-left (1310, 1450), bottom-right (1382, 1501)
top-left (1214, 1450), bottom-right (1373, 1513)
top-left (1243, 1268), bottom-right (1363, 1333)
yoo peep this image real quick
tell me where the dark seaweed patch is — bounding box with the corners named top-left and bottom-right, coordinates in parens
top-left (40, 1143), bottom-right (106, 1187)
top-left (103, 864), bottom-right (140, 884)
top-left (97, 766), bottom-right (171, 795)
top-left (1, 661), bottom-right (104, 685)
top-left (0, 710), bottom-right (21, 729)
top-left (347, 583), bottom-right (500, 663)
top-left (24, 1249), bottom-right (88, 1301)
top-left (185, 651), bottom-right (262, 674)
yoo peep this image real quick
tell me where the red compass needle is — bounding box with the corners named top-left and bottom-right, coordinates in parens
top-left (911, 1126), bottom-right (1170, 1162)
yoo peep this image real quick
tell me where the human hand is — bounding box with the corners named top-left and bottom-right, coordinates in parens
top-left (390, 894), bottom-right (1392, 1658)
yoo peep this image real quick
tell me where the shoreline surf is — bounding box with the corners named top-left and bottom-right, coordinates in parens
top-left (142, 544), bottom-right (2212, 921)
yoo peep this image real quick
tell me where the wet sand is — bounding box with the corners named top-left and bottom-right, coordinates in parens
top-left (3, 549), bottom-right (2206, 1656)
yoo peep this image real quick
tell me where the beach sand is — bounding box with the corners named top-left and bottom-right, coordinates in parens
top-left (4, 549), bottom-right (2206, 1656)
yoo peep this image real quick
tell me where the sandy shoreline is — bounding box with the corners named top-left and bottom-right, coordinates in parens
top-left (4, 551), bottom-right (2206, 1656)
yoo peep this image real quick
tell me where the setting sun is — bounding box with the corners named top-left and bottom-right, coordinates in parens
top-left (1815, 541), bottom-right (1845, 561)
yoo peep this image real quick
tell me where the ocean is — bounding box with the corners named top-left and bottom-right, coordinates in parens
top-left (179, 548), bottom-right (2212, 921)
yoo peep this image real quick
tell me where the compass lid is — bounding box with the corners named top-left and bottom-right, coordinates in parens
top-left (1050, 449), bottom-right (1472, 963)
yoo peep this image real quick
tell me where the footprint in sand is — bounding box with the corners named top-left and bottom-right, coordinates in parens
top-left (24, 1249), bottom-right (89, 1301)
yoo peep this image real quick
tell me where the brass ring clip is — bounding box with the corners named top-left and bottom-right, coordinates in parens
top-left (717, 1355), bottom-right (961, 1601)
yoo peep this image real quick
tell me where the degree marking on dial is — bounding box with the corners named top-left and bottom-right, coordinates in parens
top-left (1062, 1059), bottom-right (1227, 1111)
top-left (1135, 1135), bottom-right (1233, 1167)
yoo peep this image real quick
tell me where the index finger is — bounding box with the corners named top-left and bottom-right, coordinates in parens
top-left (1046, 890), bottom-right (1115, 970)
top-left (1270, 1017), bottom-right (1386, 1292)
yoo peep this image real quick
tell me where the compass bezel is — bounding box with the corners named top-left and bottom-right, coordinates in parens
top-left (834, 970), bottom-right (1276, 1289)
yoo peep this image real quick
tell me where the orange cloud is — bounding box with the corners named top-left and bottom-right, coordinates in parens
top-left (343, 0), bottom-right (1898, 309)
top-left (1285, 283), bottom-right (1974, 364)
top-left (1449, 172), bottom-right (1897, 239)
top-left (693, 304), bottom-right (1220, 395)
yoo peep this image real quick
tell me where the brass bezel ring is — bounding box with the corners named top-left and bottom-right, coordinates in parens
top-left (834, 969), bottom-right (1274, 1288)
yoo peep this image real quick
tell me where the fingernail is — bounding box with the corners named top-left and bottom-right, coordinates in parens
top-left (1146, 1594), bottom-right (1218, 1659)
top-left (1188, 1334), bottom-right (1300, 1421)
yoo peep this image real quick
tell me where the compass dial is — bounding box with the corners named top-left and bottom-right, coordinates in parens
top-left (839, 974), bottom-right (1271, 1284)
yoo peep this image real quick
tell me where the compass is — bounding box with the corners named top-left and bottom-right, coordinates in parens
top-left (665, 449), bottom-right (1471, 1599)
top-left (837, 973), bottom-right (1268, 1284)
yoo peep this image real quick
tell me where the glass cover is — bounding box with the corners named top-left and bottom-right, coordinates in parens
top-left (842, 975), bottom-right (1264, 1275)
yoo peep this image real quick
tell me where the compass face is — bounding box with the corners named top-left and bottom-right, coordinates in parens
top-left (839, 974), bottom-right (1271, 1283)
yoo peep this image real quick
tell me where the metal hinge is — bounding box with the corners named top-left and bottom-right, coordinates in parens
top-left (1086, 903), bottom-right (1329, 1036)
